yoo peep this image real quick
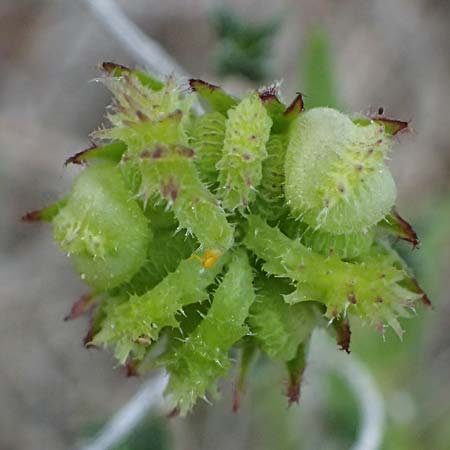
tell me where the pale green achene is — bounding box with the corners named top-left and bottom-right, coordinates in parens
top-left (93, 253), bottom-right (227, 364)
top-left (285, 107), bottom-right (396, 234)
top-left (244, 215), bottom-right (420, 337)
top-left (53, 163), bottom-right (150, 290)
top-left (190, 111), bottom-right (226, 185)
top-left (137, 142), bottom-right (234, 254)
top-left (217, 93), bottom-right (273, 210)
top-left (27, 64), bottom-right (429, 414)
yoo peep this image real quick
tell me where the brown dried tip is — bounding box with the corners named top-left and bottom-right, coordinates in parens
top-left (410, 277), bottom-right (432, 308)
top-left (392, 208), bottom-right (420, 248)
top-left (258, 85), bottom-right (280, 103)
top-left (64, 293), bottom-right (94, 321)
top-left (125, 359), bottom-right (140, 377)
top-left (21, 209), bottom-right (43, 222)
top-left (64, 145), bottom-right (97, 166)
top-left (335, 317), bottom-right (351, 354)
top-left (82, 320), bottom-right (98, 349)
top-left (286, 344), bottom-right (308, 406)
top-left (371, 116), bottom-right (409, 136)
top-left (287, 374), bottom-right (302, 406)
top-left (284, 92), bottom-right (305, 117)
top-left (101, 61), bottom-right (130, 74)
top-left (232, 386), bottom-right (241, 413)
top-left (188, 78), bottom-right (220, 93)
top-left (166, 407), bottom-right (180, 419)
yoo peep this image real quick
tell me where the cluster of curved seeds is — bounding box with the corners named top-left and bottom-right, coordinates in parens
top-left (25, 63), bottom-right (429, 414)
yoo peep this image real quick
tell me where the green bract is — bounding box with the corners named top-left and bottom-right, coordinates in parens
top-left (27, 63), bottom-right (429, 414)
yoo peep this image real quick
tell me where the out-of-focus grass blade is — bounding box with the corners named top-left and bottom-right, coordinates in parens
top-left (301, 30), bottom-right (339, 109)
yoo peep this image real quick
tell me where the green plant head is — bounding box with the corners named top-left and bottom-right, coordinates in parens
top-left (25, 63), bottom-right (428, 415)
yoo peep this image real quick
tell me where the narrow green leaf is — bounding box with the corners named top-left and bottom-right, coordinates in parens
top-left (301, 30), bottom-right (338, 109)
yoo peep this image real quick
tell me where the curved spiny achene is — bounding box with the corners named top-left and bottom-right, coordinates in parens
top-left (160, 249), bottom-right (255, 415)
top-left (252, 134), bottom-right (289, 221)
top-left (299, 225), bottom-right (375, 259)
top-left (190, 111), bottom-right (226, 185)
top-left (136, 143), bottom-right (234, 255)
top-left (117, 228), bottom-right (198, 296)
top-left (92, 73), bottom-right (192, 153)
top-left (92, 252), bottom-right (228, 364)
top-left (217, 93), bottom-right (273, 210)
top-left (244, 215), bottom-right (421, 336)
top-left (53, 163), bottom-right (150, 290)
top-left (249, 276), bottom-right (319, 361)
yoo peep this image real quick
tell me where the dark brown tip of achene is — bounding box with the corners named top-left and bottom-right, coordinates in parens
top-left (188, 78), bottom-right (220, 93)
top-left (64, 293), bottom-right (94, 321)
top-left (21, 209), bottom-right (43, 222)
top-left (166, 407), bottom-right (180, 419)
top-left (136, 110), bottom-right (148, 122)
top-left (258, 85), bottom-right (280, 103)
top-left (335, 318), bottom-right (351, 354)
top-left (371, 116), bottom-right (409, 136)
top-left (64, 145), bottom-right (97, 166)
top-left (284, 92), bottom-right (305, 116)
top-left (392, 208), bottom-right (420, 248)
top-left (287, 377), bottom-right (301, 406)
top-left (82, 320), bottom-right (98, 349)
top-left (410, 277), bottom-right (432, 308)
top-left (232, 386), bottom-right (241, 413)
top-left (125, 359), bottom-right (140, 377)
top-left (101, 61), bottom-right (130, 74)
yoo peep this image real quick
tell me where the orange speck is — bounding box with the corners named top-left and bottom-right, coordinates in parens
top-left (201, 249), bottom-right (221, 268)
top-left (191, 249), bottom-right (222, 268)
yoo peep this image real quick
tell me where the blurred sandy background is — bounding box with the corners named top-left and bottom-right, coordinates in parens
top-left (0, 1), bottom-right (449, 449)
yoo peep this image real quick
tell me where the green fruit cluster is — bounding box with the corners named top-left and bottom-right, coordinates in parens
top-left (26, 63), bottom-right (428, 414)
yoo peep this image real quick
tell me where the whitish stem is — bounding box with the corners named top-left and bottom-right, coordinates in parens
top-left (310, 331), bottom-right (385, 450)
top-left (73, 371), bottom-right (168, 450)
top-left (81, 0), bottom-right (188, 77)
top-left (81, 0), bottom-right (205, 119)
